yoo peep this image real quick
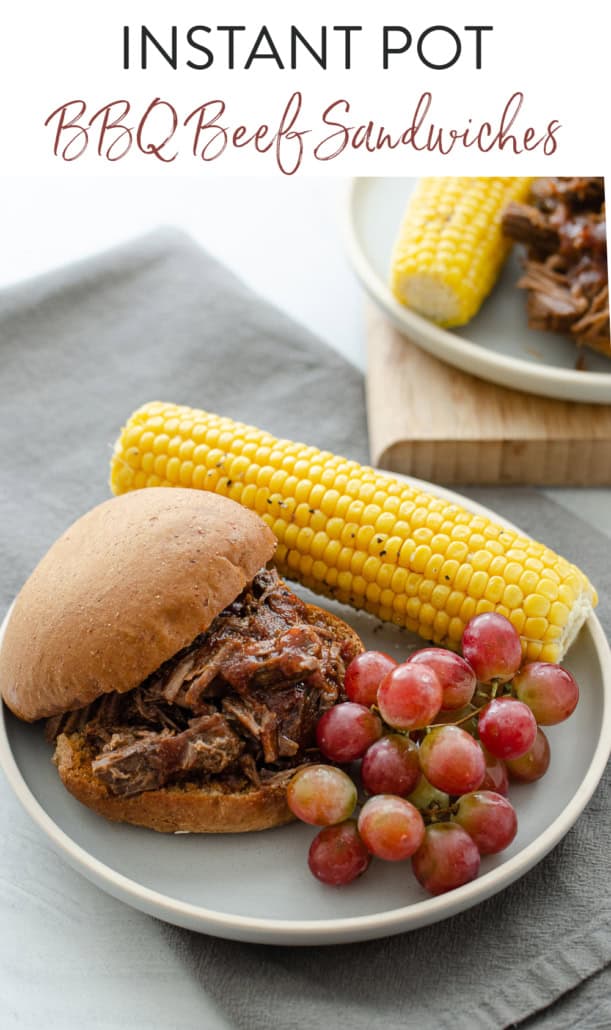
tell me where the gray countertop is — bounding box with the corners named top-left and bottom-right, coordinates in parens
top-left (544, 488), bottom-right (610, 539)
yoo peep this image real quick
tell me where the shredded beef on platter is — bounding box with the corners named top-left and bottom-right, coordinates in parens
top-left (501, 177), bottom-right (610, 360)
top-left (46, 569), bottom-right (360, 799)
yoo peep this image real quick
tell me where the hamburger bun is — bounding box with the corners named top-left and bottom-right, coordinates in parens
top-left (0, 489), bottom-right (363, 833)
top-left (0, 488), bottom-right (276, 722)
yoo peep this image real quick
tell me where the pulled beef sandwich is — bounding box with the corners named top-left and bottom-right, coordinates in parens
top-left (0, 489), bottom-right (363, 833)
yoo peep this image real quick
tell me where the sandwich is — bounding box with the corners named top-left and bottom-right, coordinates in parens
top-left (0, 489), bottom-right (363, 833)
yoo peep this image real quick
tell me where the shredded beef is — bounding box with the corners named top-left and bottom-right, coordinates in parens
top-left (220, 626), bottom-right (323, 691)
top-left (254, 683), bottom-right (320, 755)
top-left (239, 752), bottom-right (261, 788)
top-left (92, 713), bottom-right (244, 797)
top-left (47, 568), bottom-right (361, 798)
top-left (501, 177), bottom-right (610, 359)
top-left (45, 705), bottom-right (93, 742)
top-left (222, 696), bottom-right (279, 763)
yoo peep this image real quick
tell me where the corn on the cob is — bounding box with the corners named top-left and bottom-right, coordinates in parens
top-left (390, 177), bottom-right (533, 327)
top-left (111, 402), bottom-right (597, 663)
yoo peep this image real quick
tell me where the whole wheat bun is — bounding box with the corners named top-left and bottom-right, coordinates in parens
top-left (53, 604), bottom-right (362, 833)
top-left (0, 488), bottom-right (276, 723)
top-left (0, 487), bottom-right (364, 833)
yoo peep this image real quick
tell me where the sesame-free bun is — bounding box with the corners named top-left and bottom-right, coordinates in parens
top-left (0, 489), bottom-right (276, 722)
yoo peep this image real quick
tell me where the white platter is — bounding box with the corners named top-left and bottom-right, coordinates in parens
top-left (1, 478), bottom-right (610, 945)
top-left (345, 177), bottom-right (611, 404)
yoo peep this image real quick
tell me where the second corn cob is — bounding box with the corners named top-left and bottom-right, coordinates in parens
top-left (111, 402), bottom-right (596, 663)
top-left (390, 177), bottom-right (533, 327)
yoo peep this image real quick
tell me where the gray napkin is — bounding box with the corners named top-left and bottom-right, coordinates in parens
top-left (0, 231), bottom-right (609, 1030)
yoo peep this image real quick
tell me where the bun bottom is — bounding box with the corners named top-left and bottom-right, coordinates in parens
top-left (54, 733), bottom-right (295, 833)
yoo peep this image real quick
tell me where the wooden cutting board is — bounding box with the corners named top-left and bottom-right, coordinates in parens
top-left (366, 307), bottom-right (611, 485)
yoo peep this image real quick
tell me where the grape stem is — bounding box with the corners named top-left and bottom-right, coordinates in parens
top-left (427, 706), bottom-right (481, 730)
top-left (426, 679), bottom-right (510, 731)
top-left (423, 801), bottom-right (459, 825)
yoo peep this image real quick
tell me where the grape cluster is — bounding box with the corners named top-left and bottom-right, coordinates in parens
top-left (287, 612), bottom-right (579, 895)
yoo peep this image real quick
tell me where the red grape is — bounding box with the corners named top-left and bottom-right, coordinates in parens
top-left (358, 795), bottom-right (425, 861)
top-left (361, 734), bottom-right (421, 797)
top-left (418, 725), bottom-right (486, 796)
top-left (407, 776), bottom-right (449, 812)
top-left (287, 765), bottom-right (357, 826)
top-left (461, 613), bottom-right (522, 684)
top-left (478, 697), bottom-right (538, 761)
top-left (408, 648), bottom-right (477, 710)
top-left (344, 651), bottom-right (398, 706)
top-left (506, 728), bottom-right (551, 782)
top-left (412, 823), bottom-right (480, 895)
top-left (308, 820), bottom-right (371, 885)
top-left (514, 662), bottom-right (579, 725)
top-left (480, 747), bottom-right (509, 796)
top-left (377, 663), bottom-right (443, 730)
top-left (316, 702), bottom-right (382, 762)
top-left (454, 791), bottom-right (518, 854)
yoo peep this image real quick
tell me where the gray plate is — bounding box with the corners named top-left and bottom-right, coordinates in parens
top-left (1, 480), bottom-right (610, 945)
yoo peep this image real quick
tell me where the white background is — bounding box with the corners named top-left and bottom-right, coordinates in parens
top-left (2, 0), bottom-right (609, 175)
top-left (0, 176), bottom-right (361, 365)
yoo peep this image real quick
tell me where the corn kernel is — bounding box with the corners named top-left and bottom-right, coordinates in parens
top-left (337, 570), bottom-right (352, 593)
top-left (179, 461), bottom-right (194, 487)
top-left (350, 552), bottom-right (366, 576)
top-left (519, 571), bottom-right (540, 595)
top-left (509, 610), bottom-right (526, 634)
top-left (459, 597), bottom-right (477, 623)
top-left (424, 554), bottom-right (444, 580)
top-left (363, 556), bottom-right (381, 583)
top-left (448, 618), bottom-right (464, 643)
top-left (504, 562), bottom-right (522, 585)
top-left (433, 611), bottom-right (450, 638)
top-left (440, 559), bottom-right (460, 584)
top-left (524, 595), bottom-right (551, 618)
top-left (309, 484), bottom-right (325, 509)
top-left (447, 541), bottom-right (469, 562)
top-left (431, 584), bottom-right (451, 609)
top-left (485, 576), bottom-right (505, 604)
top-left (352, 575), bottom-right (367, 597)
top-left (454, 566), bottom-right (473, 593)
top-left (446, 591), bottom-right (464, 617)
top-left (469, 571), bottom-right (488, 598)
top-left (398, 540), bottom-right (416, 569)
top-left (411, 545), bottom-right (431, 574)
top-left (549, 601), bottom-right (571, 627)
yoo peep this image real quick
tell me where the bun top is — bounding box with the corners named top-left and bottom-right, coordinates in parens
top-left (0, 489), bottom-right (276, 722)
